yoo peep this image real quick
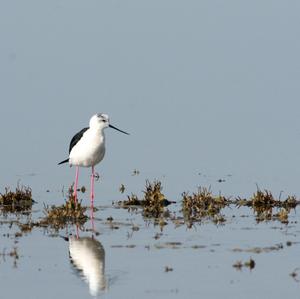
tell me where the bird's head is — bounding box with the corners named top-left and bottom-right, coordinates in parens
top-left (90, 113), bottom-right (129, 135)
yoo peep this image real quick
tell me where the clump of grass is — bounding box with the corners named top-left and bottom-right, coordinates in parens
top-left (237, 189), bottom-right (298, 210)
top-left (0, 185), bottom-right (34, 213)
top-left (117, 180), bottom-right (172, 218)
top-left (41, 199), bottom-right (87, 230)
top-left (236, 188), bottom-right (298, 223)
top-left (284, 195), bottom-right (299, 209)
top-left (182, 187), bottom-right (228, 224)
top-left (40, 186), bottom-right (87, 230)
top-left (123, 194), bottom-right (142, 206)
top-left (143, 180), bottom-right (168, 218)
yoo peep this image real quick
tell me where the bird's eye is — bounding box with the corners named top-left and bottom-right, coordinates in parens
top-left (102, 119), bottom-right (106, 122)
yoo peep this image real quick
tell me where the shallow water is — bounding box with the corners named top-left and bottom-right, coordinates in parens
top-left (1, 0), bottom-right (300, 298)
top-left (0, 187), bottom-right (299, 299)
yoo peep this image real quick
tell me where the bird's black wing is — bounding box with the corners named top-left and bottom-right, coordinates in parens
top-left (69, 127), bottom-right (89, 153)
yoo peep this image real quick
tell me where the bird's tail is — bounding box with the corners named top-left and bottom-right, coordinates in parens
top-left (58, 158), bottom-right (69, 165)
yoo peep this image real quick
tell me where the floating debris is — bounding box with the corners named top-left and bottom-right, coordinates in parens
top-left (154, 232), bottom-right (163, 240)
top-left (244, 258), bottom-right (255, 269)
top-left (165, 266), bottom-right (173, 272)
top-left (111, 244), bottom-right (136, 248)
top-left (106, 219), bottom-right (119, 230)
top-left (182, 187), bottom-right (228, 224)
top-left (119, 184), bottom-right (125, 194)
top-left (132, 169), bottom-right (140, 176)
top-left (0, 185), bottom-right (34, 213)
top-left (233, 258), bottom-right (255, 270)
top-left (232, 243), bottom-right (284, 254)
top-left (191, 245), bottom-right (206, 249)
top-left (131, 224), bottom-right (139, 231)
top-left (232, 261), bottom-right (243, 270)
top-left (290, 268), bottom-right (300, 282)
top-left (155, 242), bottom-right (182, 249)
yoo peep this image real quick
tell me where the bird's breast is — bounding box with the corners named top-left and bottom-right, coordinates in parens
top-left (69, 131), bottom-right (106, 167)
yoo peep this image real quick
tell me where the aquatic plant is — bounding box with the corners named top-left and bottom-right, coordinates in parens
top-left (235, 189), bottom-right (298, 223)
top-left (142, 180), bottom-right (168, 218)
top-left (123, 193), bottom-right (141, 206)
top-left (0, 185), bottom-right (34, 213)
top-left (116, 180), bottom-right (173, 218)
top-left (41, 199), bottom-right (87, 230)
top-left (40, 186), bottom-right (88, 230)
top-left (182, 187), bottom-right (227, 224)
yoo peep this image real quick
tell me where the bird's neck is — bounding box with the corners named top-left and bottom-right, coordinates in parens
top-left (90, 127), bottom-right (105, 138)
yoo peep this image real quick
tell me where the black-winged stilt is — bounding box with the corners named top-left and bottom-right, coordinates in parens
top-left (58, 113), bottom-right (129, 205)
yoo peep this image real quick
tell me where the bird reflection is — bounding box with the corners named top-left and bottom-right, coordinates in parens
top-left (69, 236), bottom-right (106, 296)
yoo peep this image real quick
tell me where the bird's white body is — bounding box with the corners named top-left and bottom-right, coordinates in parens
top-left (69, 114), bottom-right (108, 168)
top-left (69, 128), bottom-right (105, 167)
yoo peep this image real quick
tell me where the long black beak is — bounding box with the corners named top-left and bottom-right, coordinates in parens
top-left (109, 124), bottom-right (130, 135)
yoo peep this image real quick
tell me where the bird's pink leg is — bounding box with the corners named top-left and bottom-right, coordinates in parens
top-left (90, 166), bottom-right (95, 207)
top-left (74, 166), bottom-right (79, 204)
top-left (90, 166), bottom-right (95, 231)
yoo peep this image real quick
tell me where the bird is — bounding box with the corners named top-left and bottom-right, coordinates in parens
top-left (58, 113), bottom-right (129, 205)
